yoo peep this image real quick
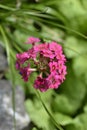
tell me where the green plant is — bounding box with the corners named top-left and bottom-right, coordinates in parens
top-left (0, 0), bottom-right (87, 130)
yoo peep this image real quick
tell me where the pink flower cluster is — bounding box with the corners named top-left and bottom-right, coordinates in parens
top-left (16, 37), bottom-right (67, 92)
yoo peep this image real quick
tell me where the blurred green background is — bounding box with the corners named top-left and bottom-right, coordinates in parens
top-left (0, 0), bottom-right (87, 130)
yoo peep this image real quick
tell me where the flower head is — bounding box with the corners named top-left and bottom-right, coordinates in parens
top-left (16, 37), bottom-right (67, 92)
top-left (19, 65), bottom-right (32, 82)
top-left (26, 36), bottom-right (40, 45)
top-left (34, 77), bottom-right (49, 92)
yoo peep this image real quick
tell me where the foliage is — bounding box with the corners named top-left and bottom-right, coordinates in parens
top-left (0, 0), bottom-right (87, 130)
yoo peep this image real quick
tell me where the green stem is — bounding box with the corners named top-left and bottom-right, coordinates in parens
top-left (4, 28), bottom-right (23, 53)
top-left (0, 4), bottom-right (87, 39)
top-left (0, 25), bottom-right (16, 130)
top-left (0, 25), bottom-right (10, 62)
top-left (35, 18), bottom-right (87, 40)
top-left (36, 90), bottom-right (64, 130)
top-left (0, 4), bottom-right (16, 11)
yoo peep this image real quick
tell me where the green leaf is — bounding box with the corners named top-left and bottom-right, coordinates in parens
top-left (52, 95), bottom-right (74, 115)
top-left (84, 104), bottom-right (87, 113)
top-left (54, 113), bottom-right (73, 126)
top-left (55, 0), bottom-right (85, 19)
top-left (56, 0), bottom-right (87, 34)
top-left (32, 127), bottom-right (39, 130)
top-left (75, 113), bottom-right (87, 130)
top-left (64, 36), bottom-right (87, 58)
top-left (52, 63), bottom-right (86, 116)
top-left (39, 89), bottom-right (54, 103)
top-left (65, 113), bottom-right (87, 130)
top-left (73, 56), bottom-right (87, 84)
top-left (65, 122), bottom-right (83, 130)
top-left (25, 99), bottom-right (50, 130)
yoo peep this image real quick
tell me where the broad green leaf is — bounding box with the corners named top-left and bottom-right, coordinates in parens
top-left (54, 113), bottom-right (73, 125)
top-left (25, 99), bottom-right (50, 130)
top-left (55, 0), bottom-right (85, 19)
top-left (32, 127), bottom-right (39, 130)
top-left (51, 95), bottom-right (74, 115)
top-left (52, 63), bottom-right (86, 116)
top-left (84, 104), bottom-right (87, 113)
top-left (55, 0), bottom-right (87, 33)
top-left (39, 89), bottom-right (54, 103)
top-left (66, 113), bottom-right (87, 130)
top-left (65, 122), bottom-right (83, 130)
top-left (73, 56), bottom-right (87, 84)
top-left (64, 36), bottom-right (87, 58)
top-left (81, 0), bottom-right (87, 10)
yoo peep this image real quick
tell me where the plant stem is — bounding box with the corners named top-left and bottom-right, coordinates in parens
top-left (36, 90), bottom-right (64, 130)
top-left (0, 25), bottom-right (16, 130)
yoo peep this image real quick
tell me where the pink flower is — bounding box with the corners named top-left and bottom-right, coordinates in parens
top-left (56, 53), bottom-right (66, 61)
top-left (26, 37), bottom-right (40, 45)
top-left (16, 37), bottom-right (67, 92)
top-left (28, 48), bottom-right (37, 59)
top-left (57, 61), bottom-right (64, 73)
top-left (16, 61), bottom-right (20, 70)
top-left (16, 52), bottom-right (29, 64)
top-left (49, 42), bottom-right (62, 52)
top-left (47, 73), bottom-right (61, 89)
top-left (34, 77), bottom-right (49, 92)
top-left (20, 65), bottom-right (32, 82)
top-left (34, 43), bottom-right (55, 58)
top-left (49, 61), bottom-right (58, 72)
top-left (41, 49), bottom-right (55, 59)
top-left (59, 66), bottom-right (67, 82)
top-left (34, 43), bottom-right (48, 52)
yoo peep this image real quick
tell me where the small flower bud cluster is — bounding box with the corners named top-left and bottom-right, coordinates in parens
top-left (16, 37), bottom-right (67, 92)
